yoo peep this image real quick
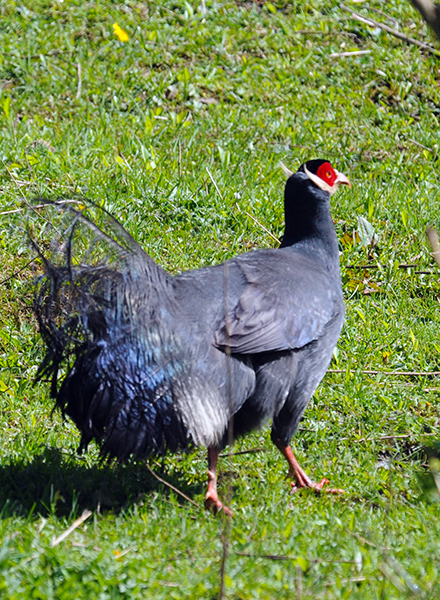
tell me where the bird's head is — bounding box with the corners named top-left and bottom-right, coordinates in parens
top-left (281, 159), bottom-right (351, 196)
top-left (279, 159), bottom-right (351, 248)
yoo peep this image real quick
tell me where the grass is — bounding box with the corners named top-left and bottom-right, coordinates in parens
top-left (2, 0), bottom-right (440, 597)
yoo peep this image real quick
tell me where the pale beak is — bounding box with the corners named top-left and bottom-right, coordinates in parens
top-left (336, 170), bottom-right (351, 188)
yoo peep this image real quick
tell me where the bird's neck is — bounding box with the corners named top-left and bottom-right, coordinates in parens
top-left (280, 201), bottom-right (339, 263)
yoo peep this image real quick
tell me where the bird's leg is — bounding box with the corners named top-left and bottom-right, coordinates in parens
top-left (274, 440), bottom-right (343, 494)
top-left (204, 447), bottom-right (233, 516)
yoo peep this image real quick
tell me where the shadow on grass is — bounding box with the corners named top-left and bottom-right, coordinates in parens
top-left (0, 447), bottom-right (204, 519)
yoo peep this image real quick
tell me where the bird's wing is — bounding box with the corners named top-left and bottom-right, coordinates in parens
top-left (213, 253), bottom-right (340, 354)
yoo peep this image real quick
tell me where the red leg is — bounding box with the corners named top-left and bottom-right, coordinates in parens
top-left (204, 447), bottom-right (233, 516)
top-left (274, 440), bottom-right (343, 494)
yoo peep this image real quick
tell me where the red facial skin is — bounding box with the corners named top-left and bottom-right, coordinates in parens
top-left (316, 162), bottom-right (337, 187)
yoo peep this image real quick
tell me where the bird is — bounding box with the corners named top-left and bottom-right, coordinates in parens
top-left (32, 159), bottom-right (350, 515)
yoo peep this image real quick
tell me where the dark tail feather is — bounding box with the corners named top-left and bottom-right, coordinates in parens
top-left (30, 199), bottom-right (194, 459)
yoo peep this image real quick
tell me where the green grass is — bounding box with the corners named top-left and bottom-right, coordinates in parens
top-left (2, 0), bottom-right (440, 597)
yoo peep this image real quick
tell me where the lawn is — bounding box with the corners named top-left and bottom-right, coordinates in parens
top-left (1, 0), bottom-right (440, 598)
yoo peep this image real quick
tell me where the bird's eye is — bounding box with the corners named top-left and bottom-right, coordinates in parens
top-left (316, 162), bottom-right (337, 186)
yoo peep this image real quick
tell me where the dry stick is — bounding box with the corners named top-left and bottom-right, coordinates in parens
top-left (76, 62), bottom-right (82, 100)
top-left (378, 564), bottom-right (407, 595)
top-left (408, 138), bottom-right (434, 152)
top-left (146, 465), bottom-right (199, 508)
top-left (0, 178), bottom-right (33, 190)
top-left (236, 551), bottom-right (360, 564)
top-left (114, 548), bottom-right (131, 560)
top-left (3, 162), bottom-right (29, 202)
top-left (291, 30), bottom-right (358, 38)
top-left (242, 209), bottom-right (280, 244)
top-left (2, 163), bottom-right (62, 231)
top-left (50, 509), bottom-right (93, 547)
top-left (2, 163), bottom-right (64, 228)
top-left (205, 166), bottom-right (279, 244)
top-left (327, 368), bottom-right (440, 377)
top-left (340, 432), bottom-right (437, 443)
top-left (340, 4), bottom-right (440, 56)
top-left (346, 263), bottom-right (428, 269)
top-left (364, 5), bottom-right (401, 27)
top-left (0, 199), bottom-right (80, 216)
top-left (0, 206), bottom-right (30, 216)
top-left (350, 527), bottom-right (420, 595)
top-left (219, 447), bottom-right (266, 458)
top-left (347, 529), bottom-right (391, 550)
top-left (324, 577), bottom-right (367, 587)
top-left (3, 49), bottom-right (70, 60)
top-left (205, 166), bottom-right (223, 200)
top-left (329, 50), bottom-right (371, 57)
top-left (0, 257), bottom-right (38, 285)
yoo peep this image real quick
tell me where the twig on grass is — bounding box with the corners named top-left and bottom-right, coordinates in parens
top-left (327, 369), bottom-right (440, 377)
top-left (364, 5), bottom-right (400, 27)
top-left (408, 138), bottom-right (434, 153)
top-left (329, 50), bottom-right (371, 58)
top-left (0, 257), bottom-right (38, 285)
top-left (205, 166), bottom-right (279, 245)
top-left (76, 62), bottom-right (82, 100)
top-left (205, 166), bottom-right (223, 200)
top-left (0, 199), bottom-right (80, 216)
top-left (346, 529), bottom-right (390, 550)
top-left (114, 548), bottom-right (131, 560)
top-left (236, 551), bottom-right (362, 564)
top-left (379, 553), bottom-right (423, 595)
top-left (242, 210), bottom-right (280, 244)
top-left (146, 464), bottom-right (199, 508)
top-left (379, 564), bottom-right (407, 594)
top-left (341, 4), bottom-right (440, 56)
top-left (3, 49), bottom-right (70, 60)
top-left (219, 447), bottom-right (266, 458)
top-left (291, 30), bottom-right (359, 39)
top-left (50, 509), bottom-right (92, 547)
top-left (346, 262), bottom-right (432, 273)
top-left (2, 161), bottom-right (29, 202)
top-left (343, 432), bottom-right (436, 443)
top-left (323, 577), bottom-right (367, 587)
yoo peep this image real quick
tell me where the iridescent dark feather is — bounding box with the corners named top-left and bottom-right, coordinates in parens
top-left (32, 203), bottom-right (195, 457)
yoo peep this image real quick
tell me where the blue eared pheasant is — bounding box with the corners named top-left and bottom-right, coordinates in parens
top-left (33, 159), bottom-right (350, 515)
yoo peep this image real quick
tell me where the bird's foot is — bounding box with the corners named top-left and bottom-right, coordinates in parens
top-left (276, 444), bottom-right (344, 495)
top-left (290, 477), bottom-right (344, 495)
top-left (204, 462), bottom-right (233, 516)
top-left (204, 489), bottom-right (233, 516)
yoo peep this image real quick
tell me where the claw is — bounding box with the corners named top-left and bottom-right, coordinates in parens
top-left (291, 477), bottom-right (343, 495)
top-left (274, 440), bottom-right (344, 496)
top-left (204, 489), bottom-right (233, 516)
top-left (204, 448), bottom-right (233, 517)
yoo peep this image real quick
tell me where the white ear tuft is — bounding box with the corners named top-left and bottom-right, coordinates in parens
top-left (280, 161), bottom-right (293, 178)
